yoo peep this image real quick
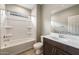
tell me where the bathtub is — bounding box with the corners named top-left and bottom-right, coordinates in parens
top-left (0, 38), bottom-right (36, 55)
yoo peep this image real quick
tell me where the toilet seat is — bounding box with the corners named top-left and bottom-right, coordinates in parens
top-left (33, 42), bottom-right (43, 49)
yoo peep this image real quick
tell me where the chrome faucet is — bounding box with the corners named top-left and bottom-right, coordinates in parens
top-left (58, 26), bottom-right (65, 38)
top-left (59, 34), bottom-right (64, 38)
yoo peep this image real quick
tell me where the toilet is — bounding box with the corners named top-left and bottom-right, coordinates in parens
top-left (33, 37), bottom-right (43, 55)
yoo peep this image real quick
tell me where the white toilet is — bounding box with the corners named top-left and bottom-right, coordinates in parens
top-left (33, 37), bottom-right (43, 55)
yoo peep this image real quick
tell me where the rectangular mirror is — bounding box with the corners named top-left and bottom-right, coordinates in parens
top-left (51, 4), bottom-right (79, 36)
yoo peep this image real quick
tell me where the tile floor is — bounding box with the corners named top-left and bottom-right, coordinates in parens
top-left (19, 48), bottom-right (35, 55)
top-left (19, 48), bottom-right (43, 55)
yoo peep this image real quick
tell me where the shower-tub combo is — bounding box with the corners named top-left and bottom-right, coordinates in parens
top-left (0, 6), bottom-right (36, 54)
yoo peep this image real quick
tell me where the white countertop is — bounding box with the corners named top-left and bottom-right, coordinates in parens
top-left (41, 33), bottom-right (79, 49)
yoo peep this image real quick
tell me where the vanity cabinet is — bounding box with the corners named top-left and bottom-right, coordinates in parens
top-left (43, 40), bottom-right (56, 55)
top-left (43, 37), bottom-right (79, 55)
top-left (55, 48), bottom-right (69, 55)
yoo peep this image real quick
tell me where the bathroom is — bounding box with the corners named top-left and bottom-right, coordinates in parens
top-left (0, 4), bottom-right (79, 55)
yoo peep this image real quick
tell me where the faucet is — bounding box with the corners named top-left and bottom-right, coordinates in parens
top-left (59, 31), bottom-right (65, 38)
top-left (59, 34), bottom-right (64, 38)
top-left (58, 26), bottom-right (65, 38)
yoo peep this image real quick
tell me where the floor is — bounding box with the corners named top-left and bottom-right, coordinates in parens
top-left (19, 48), bottom-right (35, 55)
top-left (19, 48), bottom-right (43, 55)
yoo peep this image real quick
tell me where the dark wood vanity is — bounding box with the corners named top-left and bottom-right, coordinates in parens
top-left (43, 37), bottom-right (79, 55)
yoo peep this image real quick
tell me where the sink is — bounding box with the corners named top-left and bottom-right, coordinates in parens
top-left (59, 34), bottom-right (65, 38)
top-left (49, 33), bottom-right (71, 41)
top-left (50, 33), bottom-right (65, 38)
top-left (49, 33), bottom-right (79, 43)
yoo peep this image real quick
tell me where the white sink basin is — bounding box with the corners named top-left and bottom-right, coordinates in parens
top-left (49, 33), bottom-right (79, 43)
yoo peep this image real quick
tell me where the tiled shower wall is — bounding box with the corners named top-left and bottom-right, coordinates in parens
top-left (0, 4), bottom-right (36, 48)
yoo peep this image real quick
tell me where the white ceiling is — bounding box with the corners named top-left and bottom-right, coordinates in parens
top-left (17, 4), bottom-right (76, 12)
top-left (49, 4), bottom-right (76, 14)
top-left (17, 4), bottom-right (36, 10)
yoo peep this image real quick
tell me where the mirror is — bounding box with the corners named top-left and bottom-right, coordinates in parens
top-left (51, 5), bottom-right (79, 36)
top-left (51, 15), bottom-right (68, 34)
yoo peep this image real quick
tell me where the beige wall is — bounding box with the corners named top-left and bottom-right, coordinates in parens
top-left (36, 5), bottom-right (42, 42)
top-left (0, 4), bottom-right (5, 9)
top-left (31, 5), bottom-right (42, 42)
top-left (42, 5), bottom-right (54, 35)
top-left (31, 5), bottom-right (37, 16)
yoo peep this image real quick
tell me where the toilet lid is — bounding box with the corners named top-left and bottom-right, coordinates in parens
top-left (34, 42), bottom-right (43, 48)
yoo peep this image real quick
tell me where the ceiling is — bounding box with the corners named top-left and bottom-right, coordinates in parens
top-left (17, 4), bottom-right (76, 12)
top-left (49, 4), bottom-right (76, 14)
top-left (17, 4), bottom-right (36, 10)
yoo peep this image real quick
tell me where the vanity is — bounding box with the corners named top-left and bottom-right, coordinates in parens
top-left (42, 33), bottom-right (79, 55)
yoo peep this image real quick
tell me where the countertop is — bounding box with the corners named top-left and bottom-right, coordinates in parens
top-left (41, 33), bottom-right (79, 49)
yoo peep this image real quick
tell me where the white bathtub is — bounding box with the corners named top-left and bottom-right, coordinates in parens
top-left (0, 38), bottom-right (36, 55)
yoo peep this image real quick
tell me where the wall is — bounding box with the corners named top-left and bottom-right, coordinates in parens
top-left (31, 5), bottom-right (37, 16)
top-left (0, 4), bottom-right (5, 9)
top-left (0, 6), bottom-right (1, 48)
top-left (31, 5), bottom-right (42, 42)
top-left (36, 5), bottom-right (42, 41)
top-left (42, 5), bottom-right (58, 35)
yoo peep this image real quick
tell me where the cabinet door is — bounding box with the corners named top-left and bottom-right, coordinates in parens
top-left (56, 48), bottom-right (70, 55)
top-left (43, 42), bottom-right (54, 55)
top-left (43, 40), bottom-right (57, 55)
